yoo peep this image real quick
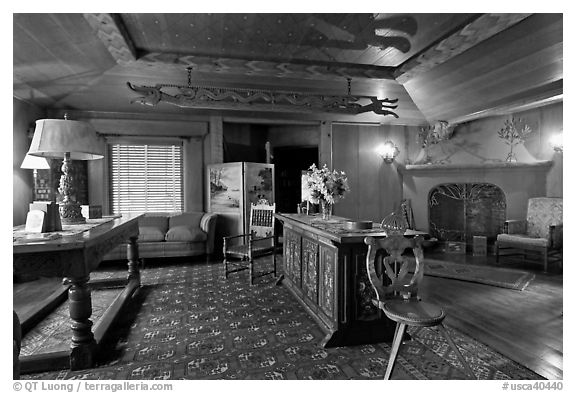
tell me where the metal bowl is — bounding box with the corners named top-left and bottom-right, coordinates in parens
top-left (344, 220), bottom-right (373, 230)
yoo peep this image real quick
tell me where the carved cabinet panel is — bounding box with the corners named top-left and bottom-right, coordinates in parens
top-left (283, 228), bottom-right (302, 288)
top-left (318, 244), bottom-right (337, 321)
top-left (302, 238), bottom-right (319, 303)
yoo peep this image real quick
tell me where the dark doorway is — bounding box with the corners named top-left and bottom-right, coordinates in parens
top-left (273, 146), bottom-right (318, 213)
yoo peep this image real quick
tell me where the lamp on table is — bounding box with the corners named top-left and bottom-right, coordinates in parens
top-left (27, 117), bottom-right (104, 225)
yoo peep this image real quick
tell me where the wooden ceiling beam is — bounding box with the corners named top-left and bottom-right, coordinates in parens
top-left (83, 13), bottom-right (138, 65)
top-left (140, 52), bottom-right (395, 82)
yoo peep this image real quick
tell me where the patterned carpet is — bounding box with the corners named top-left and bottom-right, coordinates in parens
top-left (21, 258), bottom-right (542, 380)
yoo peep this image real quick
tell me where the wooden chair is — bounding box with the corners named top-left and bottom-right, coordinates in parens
top-left (364, 235), bottom-right (476, 380)
top-left (496, 197), bottom-right (563, 272)
top-left (223, 200), bottom-right (277, 285)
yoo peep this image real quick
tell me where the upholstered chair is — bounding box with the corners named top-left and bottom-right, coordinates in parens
top-left (496, 197), bottom-right (563, 272)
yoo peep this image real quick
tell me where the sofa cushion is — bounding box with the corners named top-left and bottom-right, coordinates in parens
top-left (165, 226), bottom-right (208, 242)
top-left (139, 214), bottom-right (170, 234)
top-left (138, 226), bottom-right (167, 242)
top-left (169, 212), bottom-right (204, 230)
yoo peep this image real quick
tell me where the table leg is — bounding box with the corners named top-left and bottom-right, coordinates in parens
top-left (67, 275), bottom-right (96, 370)
top-left (127, 235), bottom-right (141, 285)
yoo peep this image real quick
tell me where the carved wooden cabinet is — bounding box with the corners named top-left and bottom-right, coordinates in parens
top-left (283, 224), bottom-right (338, 332)
top-left (276, 213), bottom-right (394, 347)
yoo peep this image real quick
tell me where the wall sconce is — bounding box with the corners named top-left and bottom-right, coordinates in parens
top-left (375, 141), bottom-right (400, 163)
top-left (550, 132), bottom-right (563, 153)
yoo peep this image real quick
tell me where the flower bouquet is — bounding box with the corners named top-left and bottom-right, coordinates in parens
top-left (302, 164), bottom-right (349, 218)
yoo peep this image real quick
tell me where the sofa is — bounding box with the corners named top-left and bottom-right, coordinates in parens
top-left (103, 212), bottom-right (218, 262)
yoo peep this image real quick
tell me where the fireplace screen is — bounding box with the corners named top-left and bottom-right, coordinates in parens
top-left (428, 183), bottom-right (506, 247)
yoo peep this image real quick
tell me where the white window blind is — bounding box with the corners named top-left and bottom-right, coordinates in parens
top-left (108, 142), bottom-right (183, 214)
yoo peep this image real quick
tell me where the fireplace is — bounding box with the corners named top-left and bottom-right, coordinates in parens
top-left (400, 161), bottom-right (553, 253)
top-left (428, 183), bottom-right (506, 249)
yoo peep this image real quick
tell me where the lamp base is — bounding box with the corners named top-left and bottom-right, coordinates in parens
top-left (60, 201), bottom-right (86, 224)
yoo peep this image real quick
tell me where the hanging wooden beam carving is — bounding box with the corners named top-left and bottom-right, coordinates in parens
top-left (126, 81), bottom-right (399, 117)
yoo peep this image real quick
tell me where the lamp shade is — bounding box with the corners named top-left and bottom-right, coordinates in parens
top-left (20, 153), bottom-right (51, 169)
top-left (28, 119), bottom-right (104, 160)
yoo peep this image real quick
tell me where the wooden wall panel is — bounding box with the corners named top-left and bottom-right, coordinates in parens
top-left (332, 124), bottom-right (406, 222)
top-left (378, 125), bottom-right (406, 220)
top-left (358, 127), bottom-right (383, 220)
top-left (332, 125), bottom-right (359, 219)
top-left (13, 99), bottom-right (46, 226)
top-left (319, 122), bottom-right (333, 168)
top-left (522, 103), bottom-right (562, 197)
top-left (184, 139), bottom-right (205, 212)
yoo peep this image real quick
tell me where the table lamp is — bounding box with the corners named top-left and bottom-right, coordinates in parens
top-left (27, 117), bottom-right (104, 224)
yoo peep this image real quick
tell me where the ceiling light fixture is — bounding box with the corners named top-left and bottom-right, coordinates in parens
top-left (127, 68), bottom-right (399, 117)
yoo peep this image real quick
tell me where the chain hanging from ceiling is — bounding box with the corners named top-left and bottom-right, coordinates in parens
top-left (127, 68), bottom-right (399, 117)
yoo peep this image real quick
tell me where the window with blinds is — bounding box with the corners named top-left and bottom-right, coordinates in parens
top-left (108, 142), bottom-right (184, 214)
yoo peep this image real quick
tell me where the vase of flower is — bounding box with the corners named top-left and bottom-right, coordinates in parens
top-left (320, 199), bottom-right (332, 220)
top-left (302, 164), bottom-right (349, 219)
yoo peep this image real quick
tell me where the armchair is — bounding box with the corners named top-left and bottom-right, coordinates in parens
top-left (496, 197), bottom-right (562, 272)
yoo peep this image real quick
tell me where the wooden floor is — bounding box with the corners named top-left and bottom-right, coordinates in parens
top-left (14, 252), bottom-right (563, 380)
top-left (420, 251), bottom-right (563, 380)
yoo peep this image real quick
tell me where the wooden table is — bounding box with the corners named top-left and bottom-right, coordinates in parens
top-left (276, 213), bottom-right (398, 347)
top-left (13, 215), bottom-right (141, 372)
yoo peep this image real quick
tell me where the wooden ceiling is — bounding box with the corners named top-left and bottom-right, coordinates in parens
top-left (13, 13), bottom-right (563, 125)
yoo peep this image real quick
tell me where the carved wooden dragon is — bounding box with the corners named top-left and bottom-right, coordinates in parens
top-left (127, 81), bottom-right (399, 117)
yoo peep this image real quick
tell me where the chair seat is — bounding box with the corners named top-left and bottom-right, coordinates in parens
top-left (497, 233), bottom-right (548, 248)
top-left (382, 300), bottom-right (446, 327)
top-left (225, 243), bottom-right (274, 257)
